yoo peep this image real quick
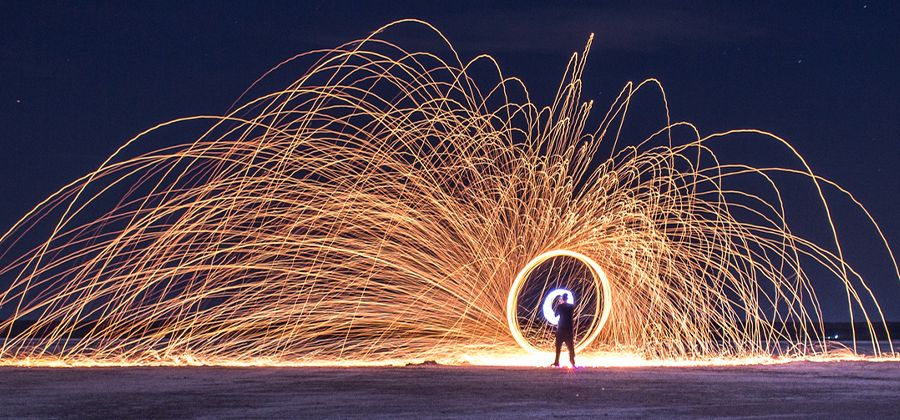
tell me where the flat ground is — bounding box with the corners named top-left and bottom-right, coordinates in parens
top-left (1, 362), bottom-right (898, 418)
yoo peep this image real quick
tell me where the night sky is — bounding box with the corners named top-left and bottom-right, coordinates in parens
top-left (1, 1), bottom-right (898, 320)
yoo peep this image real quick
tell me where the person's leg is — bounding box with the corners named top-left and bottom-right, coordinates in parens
top-left (566, 337), bottom-right (575, 366)
top-left (553, 335), bottom-right (562, 366)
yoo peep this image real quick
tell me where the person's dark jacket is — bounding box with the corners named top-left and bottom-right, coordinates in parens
top-left (554, 302), bottom-right (575, 334)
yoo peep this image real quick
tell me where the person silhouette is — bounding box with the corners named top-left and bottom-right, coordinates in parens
top-left (551, 293), bottom-right (576, 367)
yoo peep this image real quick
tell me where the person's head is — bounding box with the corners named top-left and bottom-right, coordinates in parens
top-left (562, 293), bottom-right (569, 302)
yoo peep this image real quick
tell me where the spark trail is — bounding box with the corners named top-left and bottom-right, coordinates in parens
top-left (0, 20), bottom-right (896, 366)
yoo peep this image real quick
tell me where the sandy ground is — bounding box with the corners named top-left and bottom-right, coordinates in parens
top-left (1, 361), bottom-right (898, 418)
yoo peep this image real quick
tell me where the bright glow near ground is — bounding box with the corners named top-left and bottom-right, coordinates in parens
top-left (1, 349), bottom-right (895, 368)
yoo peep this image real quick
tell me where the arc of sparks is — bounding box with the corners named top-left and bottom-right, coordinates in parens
top-left (0, 19), bottom-right (896, 366)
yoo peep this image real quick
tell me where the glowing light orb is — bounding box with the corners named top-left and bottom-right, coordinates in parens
top-left (541, 288), bottom-right (575, 325)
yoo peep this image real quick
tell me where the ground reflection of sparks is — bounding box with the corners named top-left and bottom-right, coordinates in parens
top-left (0, 20), bottom-right (896, 367)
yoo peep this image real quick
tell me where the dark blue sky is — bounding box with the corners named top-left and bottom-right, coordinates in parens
top-left (1, 1), bottom-right (898, 320)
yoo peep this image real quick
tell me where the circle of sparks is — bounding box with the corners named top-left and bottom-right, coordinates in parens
top-left (542, 288), bottom-right (575, 326)
top-left (507, 249), bottom-right (612, 354)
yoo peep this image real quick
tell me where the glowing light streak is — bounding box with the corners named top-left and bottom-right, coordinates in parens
top-left (507, 249), bottom-right (612, 353)
top-left (541, 288), bottom-right (574, 325)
